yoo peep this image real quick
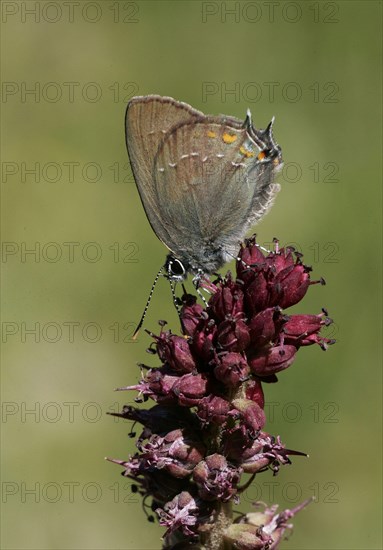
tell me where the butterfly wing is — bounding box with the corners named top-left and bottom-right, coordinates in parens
top-left (153, 118), bottom-right (281, 270)
top-left (125, 95), bottom-right (203, 251)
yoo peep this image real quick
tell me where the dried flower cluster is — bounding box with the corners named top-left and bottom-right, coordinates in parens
top-left (109, 237), bottom-right (334, 549)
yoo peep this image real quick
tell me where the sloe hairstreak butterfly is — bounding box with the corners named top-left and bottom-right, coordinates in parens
top-left (125, 95), bottom-right (282, 333)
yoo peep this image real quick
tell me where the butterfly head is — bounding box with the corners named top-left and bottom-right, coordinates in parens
top-left (165, 254), bottom-right (188, 282)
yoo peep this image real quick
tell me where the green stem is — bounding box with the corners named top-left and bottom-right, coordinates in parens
top-left (204, 501), bottom-right (233, 550)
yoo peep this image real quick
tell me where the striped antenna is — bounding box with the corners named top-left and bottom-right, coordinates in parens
top-left (132, 266), bottom-right (164, 340)
top-left (223, 241), bottom-right (273, 277)
top-left (231, 239), bottom-right (274, 260)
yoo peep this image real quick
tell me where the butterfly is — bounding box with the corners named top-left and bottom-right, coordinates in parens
top-left (125, 95), bottom-right (282, 281)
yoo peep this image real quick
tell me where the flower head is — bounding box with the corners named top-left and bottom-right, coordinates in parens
top-left (110, 237), bottom-right (334, 548)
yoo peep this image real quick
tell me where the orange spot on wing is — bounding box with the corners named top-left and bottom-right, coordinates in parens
top-left (257, 151), bottom-right (266, 161)
top-left (239, 145), bottom-right (255, 158)
top-left (222, 132), bottom-right (237, 144)
top-left (207, 130), bottom-right (216, 138)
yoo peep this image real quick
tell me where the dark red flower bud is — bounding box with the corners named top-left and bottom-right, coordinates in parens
top-left (226, 431), bottom-right (299, 474)
top-left (266, 246), bottom-right (295, 274)
top-left (193, 454), bottom-right (241, 502)
top-left (247, 307), bottom-right (286, 348)
top-left (229, 439), bottom-right (270, 473)
top-left (245, 380), bottom-right (265, 409)
top-left (283, 312), bottom-right (333, 348)
top-left (216, 318), bottom-right (250, 352)
top-left (222, 425), bottom-right (249, 457)
top-left (248, 345), bottom-right (297, 376)
top-left (120, 366), bottom-right (180, 404)
top-left (155, 378), bottom-right (185, 405)
top-left (196, 396), bottom-right (231, 425)
top-left (189, 319), bottom-right (217, 361)
top-left (156, 332), bottom-right (197, 373)
top-left (269, 259), bottom-right (311, 309)
top-left (213, 352), bottom-right (249, 387)
top-left (236, 237), bottom-right (266, 283)
top-left (172, 373), bottom-right (208, 406)
top-left (180, 295), bottom-right (205, 337)
top-left (208, 278), bottom-right (244, 321)
top-left (244, 270), bottom-right (269, 315)
top-left (140, 429), bottom-right (206, 479)
top-left (232, 398), bottom-right (266, 432)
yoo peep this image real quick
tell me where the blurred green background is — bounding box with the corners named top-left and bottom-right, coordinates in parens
top-left (1, 1), bottom-right (381, 548)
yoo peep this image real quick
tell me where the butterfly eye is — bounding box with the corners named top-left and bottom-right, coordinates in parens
top-left (166, 257), bottom-right (187, 280)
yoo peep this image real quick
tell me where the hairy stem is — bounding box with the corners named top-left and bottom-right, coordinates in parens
top-left (204, 501), bottom-right (233, 550)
